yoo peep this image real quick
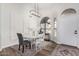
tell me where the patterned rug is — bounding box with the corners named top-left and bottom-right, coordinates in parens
top-left (0, 45), bottom-right (36, 56)
top-left (35, 41), bottom-right (57, 56)
top-left (0, 47), bottom-right (18, 56)
top-left (11, 45), bottom-right (36, 56)
top-left (0, 41), bottom-right (57, 56)
top-left (51, 44), bottom-right (79, 56)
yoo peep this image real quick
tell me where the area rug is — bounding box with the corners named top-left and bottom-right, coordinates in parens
top-left (0, 45), bottom-right (36, 56)
top-left (0, 47), bottom-right (18, 56)
top-left (11, 45), bottom-right (36, 56)
top-left (51, 45), bottom-right (79, 56)
top-left (35, 49), bottom-right (50, 56)
top-left (0, 41), bottom-right (57, 56)
top-left (35, 41), bottom-right (57, 56)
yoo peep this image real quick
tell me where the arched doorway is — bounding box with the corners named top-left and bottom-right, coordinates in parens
top-left (40, 17), bottom-right (52, 41)
top-left (57, 8), bottom-right (79, 47)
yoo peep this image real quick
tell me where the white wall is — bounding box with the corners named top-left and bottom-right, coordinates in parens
top-left (0, 4), bottom-right (2, 51)
top-left (0, 3), bottom-right (41, 50)
top-left (0, 4), bottom-right (24, 49)
top-left (1, 4), bottom-right (11, 49)
top-left (23, 3), bottom-right (41, 37)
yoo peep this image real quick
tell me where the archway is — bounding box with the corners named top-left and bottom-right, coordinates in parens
top-left (39, 17), bottom-right (50, 34)
top-left (39, 17), bottom-right (52, 41)
top-left (57, 8), bottom-right (79, 46)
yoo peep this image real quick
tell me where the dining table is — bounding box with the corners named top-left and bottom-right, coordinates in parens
top-left (23, 35), bottom-right (44, 52)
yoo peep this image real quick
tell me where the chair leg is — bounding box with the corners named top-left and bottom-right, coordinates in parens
top-left (29, 42), bottom-right (31, 49)
top-left (18, 44), bottom-right (20, 50)
top-left (22, 45), bottom-right (24, 53)
top-left (26, 45), bottom-right (27, 47)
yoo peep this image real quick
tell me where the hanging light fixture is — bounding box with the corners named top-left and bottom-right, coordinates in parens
top-left (29, 3), bottom-right (41, 18)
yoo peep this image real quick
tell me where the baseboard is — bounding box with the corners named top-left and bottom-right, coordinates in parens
top-left (55, 41), bottom-right (78, 48)
top-left (51, 39), bottom-right (61, 44)
top-left (56, 41), bottom-right (62, 44)
top-left (1, 42), bottom-right (18, 51)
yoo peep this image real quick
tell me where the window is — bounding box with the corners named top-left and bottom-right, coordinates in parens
top-left (54, 17), bottom-right (57, 37)
top-left (61, 8), bottom-right (76, 15)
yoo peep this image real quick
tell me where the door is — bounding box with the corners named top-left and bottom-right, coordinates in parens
top-left (57, 15), bottom-right (78, 46)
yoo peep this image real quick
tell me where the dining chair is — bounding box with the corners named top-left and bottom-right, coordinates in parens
top-left (35, 34), bottom-right (45, 52)
top-left (17, 33), bottom-right (31, 53)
